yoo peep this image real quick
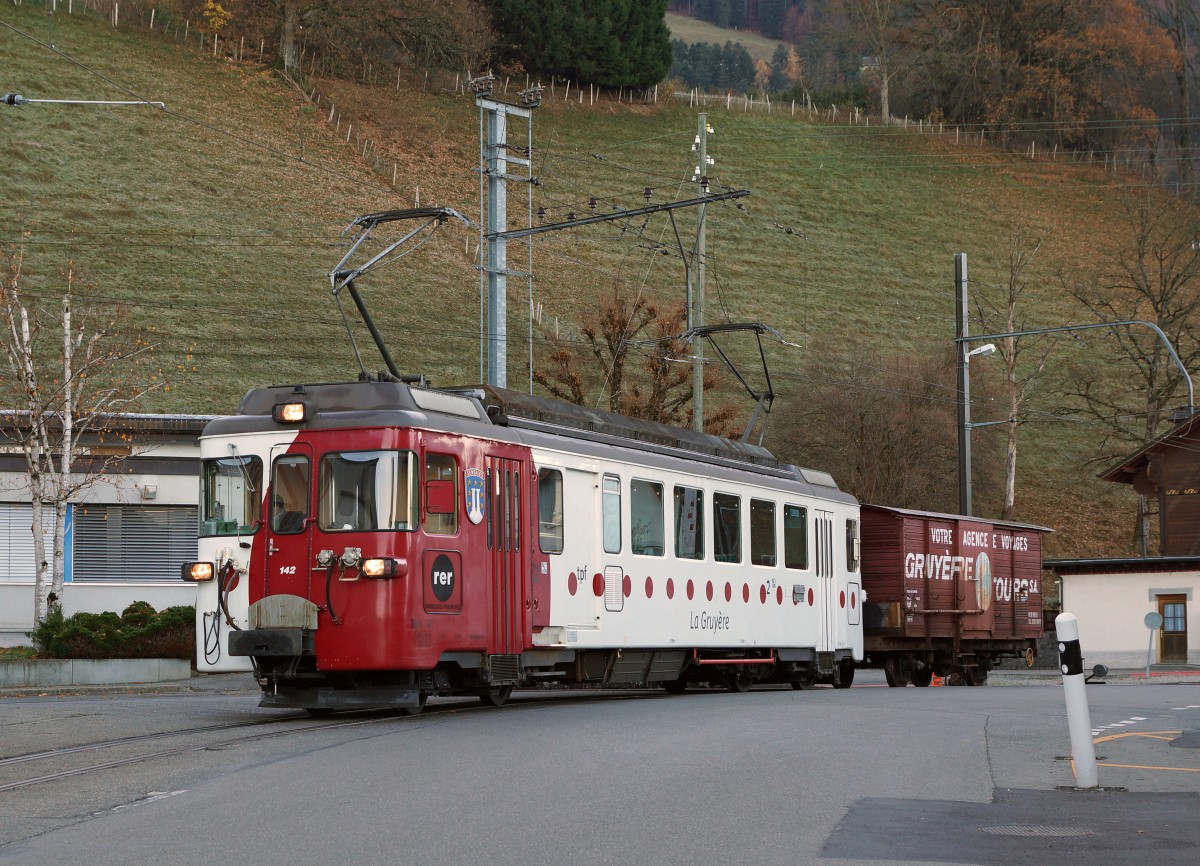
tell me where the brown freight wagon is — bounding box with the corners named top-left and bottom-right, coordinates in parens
top-left (858, 505), bottom-right (1052, 687)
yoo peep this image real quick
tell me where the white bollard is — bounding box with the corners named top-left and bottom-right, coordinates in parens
top-left (1056, 612), bottom-right (1099, 789)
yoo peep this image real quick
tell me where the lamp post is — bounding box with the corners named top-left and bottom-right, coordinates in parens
top-left (958, 341), bottom-right (996, 517)
top-left (955, 315), bottom-right (1196, 517)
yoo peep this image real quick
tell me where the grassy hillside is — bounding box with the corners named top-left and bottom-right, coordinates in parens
top-left (2, 4), bottom-right (1169, 560)
top-left (664, 11), bottom-right (787, 62)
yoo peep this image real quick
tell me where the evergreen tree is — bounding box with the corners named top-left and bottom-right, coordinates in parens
top-left (492, 0), bottom-right (673, 88)
top-left (768, 43), bottom-right (791, 91)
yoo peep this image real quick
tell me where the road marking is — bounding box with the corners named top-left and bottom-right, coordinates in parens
top-left (92, 790), bottom-right (186, 816)
top-left (1093, 730), bottom-right (1181, 744)
top-left (1172, 705), bottom-right (1200, 710)
top-left (1091, 717), bottom-right (1150, 735)
top-left (1101, 762), bottom-right (1200, 774)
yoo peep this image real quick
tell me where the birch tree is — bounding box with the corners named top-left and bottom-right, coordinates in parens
top-left (1, 241), bottom-right (159, 624)
top-left (974, 228), bottom-right (1051, 519)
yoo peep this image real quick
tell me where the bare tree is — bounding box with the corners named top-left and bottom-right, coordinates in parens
top-left (1, 242), bottom-right (160, 624)
top-left (974, 228), bottom-right (1052, 519)
top-left (770, 347), bottom-right (1002, 511)
top-left (841, 0), bottom-right (911, 124)
top-left (533, 291), bottom-right (737, 435)
top-left (1066, 194), bottom-right (1200, 551)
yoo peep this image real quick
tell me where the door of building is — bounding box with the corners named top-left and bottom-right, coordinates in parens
top-left (1159, 595), bottom-right (1188, 664)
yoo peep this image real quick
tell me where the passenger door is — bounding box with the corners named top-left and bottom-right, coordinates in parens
top-left (487, 455), bottom-right (527, 655)
top-left (815, 509), bottom-right (835, 651)
top-left (263, 443), bottom-right (313, 600)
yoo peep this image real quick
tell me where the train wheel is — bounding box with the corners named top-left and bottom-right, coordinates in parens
top-left (404, 692), bottom-right (428, 716)
top-left (832, 661), bottom-right (855, 689)
top-left (884, 658), bottom-right (910, 688)
top-left (911, 667), bottom-right (934, 688)
top-left (480, 686), bottom-right (513, 707)
top-left (662, 678), bottom-right (688, 694)
top-left (726, 672), bottom-right (752, 693)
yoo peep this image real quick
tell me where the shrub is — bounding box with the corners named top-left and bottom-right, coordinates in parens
top-left (27, 602), bottom-right (195, 661)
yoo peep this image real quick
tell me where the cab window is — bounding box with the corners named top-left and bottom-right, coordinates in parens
top-left (319, 450), bottom-right (415, 531)
top-left (200, 455), bottom-right (262, 536)
top-left (271, 454), bottom-right (310, 535)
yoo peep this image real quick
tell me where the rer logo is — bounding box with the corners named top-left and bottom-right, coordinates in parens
top-left (431, 553), bottom-right (455, 603)
top-left (464, 468), bottom-right (485, 525)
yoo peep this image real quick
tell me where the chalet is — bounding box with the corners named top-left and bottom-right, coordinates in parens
top-left (1046, 413), bottom-right (1199, 667)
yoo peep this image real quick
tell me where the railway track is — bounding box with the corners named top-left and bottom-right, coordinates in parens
top-left (0, 708), bottom-right (443, 793)
top-left (0, 688), bottom-right (668, 793)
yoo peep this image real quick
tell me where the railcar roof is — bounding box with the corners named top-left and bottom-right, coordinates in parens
top-left (201, 380), bottom-right (848, 498)
top-left (861, 503), bottom-right (1053, 534)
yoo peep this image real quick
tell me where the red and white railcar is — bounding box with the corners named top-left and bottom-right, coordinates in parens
top-left (184, 381), bottom-right (863, 711)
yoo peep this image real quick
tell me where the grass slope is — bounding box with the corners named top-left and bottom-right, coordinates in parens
top-left (664, 11), bottom-right (787, 62)
top-left (2, 4), bottom-right (1163, 559)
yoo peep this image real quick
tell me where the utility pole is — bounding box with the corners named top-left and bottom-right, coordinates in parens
top-left (475, 78), bottom-right (538, 389)
top-left (692, 113), bottom-right (710, 432)
top-left (955, 253), bottom-right (972, 515)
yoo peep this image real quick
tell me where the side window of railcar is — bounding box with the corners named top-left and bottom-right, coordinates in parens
top-left (270, 454), bottom-right (310, 535)
top-left (713, 492), bottom-right (741, 563)
top-left (538, 468), bottom-right (564, 554)
top-left (750, 499), bottom-right (777, 566)
top-left (631, 479), bottom-right (665, 556)
top-left (674, 485), bottom-right (704, 560)
top-left (784, 504), bottom-right (808, 569)
top-left (602, 474), bottom-right (621, 554)
top-left (319, 450), bottom-right (416, 531)
top-left (423, 454), bottom-right (458, 535)
top-left (846, 518), bottom-right (860, 572)
top-left (200, 455), bottom-right (262, 536)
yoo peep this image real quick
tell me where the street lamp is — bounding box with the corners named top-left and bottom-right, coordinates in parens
top-left (957, 341), bottom-right (997, 517)
top-left (956, 319), bottom-right (1196, 517)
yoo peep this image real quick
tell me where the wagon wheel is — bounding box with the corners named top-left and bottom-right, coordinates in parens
top-left (726, 671), bottom-right (752, 693)
top-left (911, 667), bottom-right (934, 688)
top-left (963, 665), bottom-right (989, 687)
top-left (883, 658), bottom-right (910, 688)
top-left (404, 691), bottom-right (428, 716)
top-left (791, 673), bottom-right (815, 690)
top-left (832, 660), bottom-right (855, 689)
top-left (480, 685), bottom-right (513, 707)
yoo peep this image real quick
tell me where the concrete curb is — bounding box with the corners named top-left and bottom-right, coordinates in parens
top-left (0, 658), bottom-right (191, 689)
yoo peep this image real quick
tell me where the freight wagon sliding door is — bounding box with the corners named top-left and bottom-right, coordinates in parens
top-left (487, 456), bottom-right (527, 655)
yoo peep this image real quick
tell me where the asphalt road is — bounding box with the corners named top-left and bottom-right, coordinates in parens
top-left (1, 671), bottom-right (1198, 865)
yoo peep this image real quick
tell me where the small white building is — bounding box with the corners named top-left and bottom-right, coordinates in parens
top-left (1049, 556), bottom-right (1197, 667)
top-left (1046, 414), bottom-right (1199, 668)
top-left (0, 413), bottom-right (209, 646)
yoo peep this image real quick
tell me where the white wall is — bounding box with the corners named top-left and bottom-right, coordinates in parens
top-left (1061, 569), bottom-right (1197, 667)
top-left (0, 582), bottom-right (199, 646)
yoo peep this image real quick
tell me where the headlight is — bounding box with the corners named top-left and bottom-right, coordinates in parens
top-left (272, 401), bottom-right (307, 423)
top-left (182, 561), bottom-right (215, 582)
top-left (360, 557), bottom-right (405, 579)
